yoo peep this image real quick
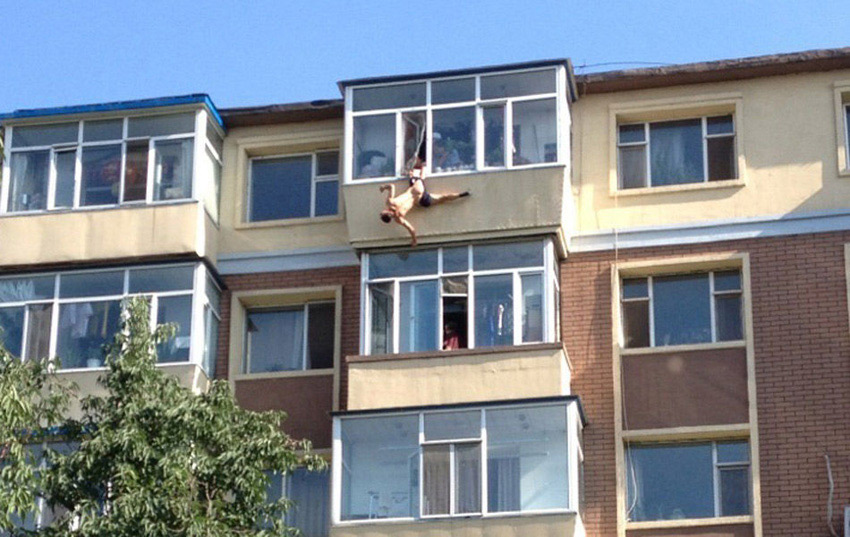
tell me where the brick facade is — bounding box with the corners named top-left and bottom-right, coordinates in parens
top-left (564, 231), bottom-right (850, 537)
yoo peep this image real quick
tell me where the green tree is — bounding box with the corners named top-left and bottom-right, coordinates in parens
top-left (2, 297), bottom-right (323, 536)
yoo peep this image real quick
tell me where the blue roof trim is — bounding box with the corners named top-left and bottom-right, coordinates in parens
top-left (0, 94), bottom-right (225, 129)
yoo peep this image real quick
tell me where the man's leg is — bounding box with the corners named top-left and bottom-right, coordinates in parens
top-left (427, 191), bottom-right (469, 205)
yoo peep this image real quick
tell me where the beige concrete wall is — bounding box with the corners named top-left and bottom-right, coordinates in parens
top-left (57, 363), bottom-right (210, 418)
top-left (217, 120), bottom-right (350, 255)
top-left (331, 513), bottom-right (580, 537)
top-left (343, 166), bottom-right (567, 249)
top-left (572, 69), bottom-right (850, 233)
top-left (0, 201), bottom-right (211, 269)
top-left (346, 344), bottom-right (570, 410)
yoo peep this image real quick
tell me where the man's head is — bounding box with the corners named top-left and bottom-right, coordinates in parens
top-left (380, 210), bottom-right (393, 223)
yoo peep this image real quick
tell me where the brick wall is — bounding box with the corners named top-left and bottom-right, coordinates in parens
top-left (215, 265), bottom-right (361, 410)
top-left (564, 231), bottom-right (850, 537)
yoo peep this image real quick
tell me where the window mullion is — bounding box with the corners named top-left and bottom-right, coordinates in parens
top-left (418, 413), bottom-right (425, 519)
top-left (145, 138), bottom-right (155, 203)
top-left (475, 105), bottom-right (484, 170)
top-left (505, 101), bottom-right (513, 168)
top-left (310, 154), bottom-right (317, 218)
top-left (702, 116), bottom-right (710, 182)
top-left (303, 304), bottom-right (310, 370)
top-left (449, 443), bottom-right (456, 515)
top-left (395, 112), bottom-right (403, 177)
top-left (480, 409), bottom-right (488, 516)
top-left (392, 279), bottom-right (400, 354)
top-left (644, 123), bottom-right (651, 187)
top-left (512, 271), bottom-right (522, 346)
top-left (712, 442), bottom-right (721, 517)
top-left (709, 272), bottom-right (717, 343)
top-left (647, 276), bottom-right (655, 347)
top-left (20, 305), bottom-right (30, 362)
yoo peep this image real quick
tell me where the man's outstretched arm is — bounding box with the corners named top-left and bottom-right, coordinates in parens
top-left (379, 184), bottom-right (395, 201)
top-left (395, 215), bottom-right (418, 246)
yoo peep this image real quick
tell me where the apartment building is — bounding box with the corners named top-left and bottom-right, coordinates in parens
top-left (2, 46), bottom-right (850, 536)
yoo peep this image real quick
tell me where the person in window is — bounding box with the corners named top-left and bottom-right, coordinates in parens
top-left (378, 174), bottom-right (469, 246)
top-left (443, 321), bottom-right (461, 350)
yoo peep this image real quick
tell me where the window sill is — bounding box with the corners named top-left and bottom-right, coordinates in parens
top-left (235, 214), bottom-right (344, 230)
top-left (348, 342), bottom-right (566, 364)
top-left (232, 368), bottom-right (334, 381)
top-left (839, 167), bottom-right (850, 178)
top-left (56, 361), bottom-right (201, 375)
top-left (626, 515), bottom-right (753, 531)
top-left (334, 509), bottom-right (576, 527)
top-left (346, 162), bottom-right (567, 185)
top-left (611, 178), bottom-right (745, 198)
top-left (0, 199), bottom-right (198, 219)
top-left (620, 340), bottom-right (745, 356)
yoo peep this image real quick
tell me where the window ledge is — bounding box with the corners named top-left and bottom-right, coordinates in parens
top-left (347, 342), bottom-right (566, 364)
top-left (232, 369), bottom-right (334, 381)
top-left (611, 178), bottom-right (745, 198)
top-left (346, 162), bottom-right (567, 185)
top-left (620, 340), bottom-right (745, 356)
top-left (626, 515), bottom-right (753, 530)
top-left (839, 168), bottom-right (850, 178)
top-left (235, 214), bottom-right (344, 230)
top-left (0, 199), bottom-right (199, 219)
top-left (334, 509), bottom-right (577, 527)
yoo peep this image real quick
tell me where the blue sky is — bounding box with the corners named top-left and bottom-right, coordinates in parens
top-left (1, 0), bottom-right (847, 111)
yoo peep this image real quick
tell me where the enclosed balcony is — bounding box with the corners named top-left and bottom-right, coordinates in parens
top-left (339, 61), bottom-right (576, 248)
top-left (0, 96), bottom-right (223, 269)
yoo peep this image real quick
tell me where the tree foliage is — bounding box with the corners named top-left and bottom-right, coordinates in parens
top-left (1, 297), bottom-right (323, 536)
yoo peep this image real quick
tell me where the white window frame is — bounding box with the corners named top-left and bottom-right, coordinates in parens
top-left (331, 399), bottom-right (583, 525)
top-left (343, 66), bottom-right (567, 184)
top-left (360, 238), bottom-right (558, 355)
top-left (617, 115), bottom-right (737, 189)
top-left (0, 262), bottom-right (219, 373)
top-left (844, 103), bottom-right (850, 170)
top-left (0, 108), bottom-right (220, 215)
top-left (626, 440), bottom-right (751, 523)
top-left (242, 300), bottom-right (335, 374)
top-left (620, 270), bottom-right (744, 348)
top-left (246, 150), bottom-right (340, 222)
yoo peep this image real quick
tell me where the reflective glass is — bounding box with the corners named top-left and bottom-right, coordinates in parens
top-left (56, 300), bottom-right (121, 369)
top-left (521, 273), bottom-right (544, 342)
top-left (708, 137), bottom-right (736, 180)
top-left (369, 249), bottom-right (438, 278)
top-left (431, 78), bottom-right (475, 104)
top-left (0, 276), bottom-right (54, 303)
top-left (619, 145), bottom-right (647, 189)
top-left (12, 123), bottom-right (78, 148)
top-left (127, 113), bottom-right (195, 137)
top-left (153, 139), bottom-right (193, 201)
top-left (80, 144), bottom-right (121, 206)
top-left (156, 295), bottom-right (192, 363)
top-left (432, 107), bottom-right (475, 173)
top-left (59, 271), bottom-right (124, 298)
top-left (123, 140), bottom-right (149, 202)
top-left (622, 278), bottom-right (648, 299)
top-left (483, 106), bottom-right (505, 167)
top-left (455, 444), bottom-right (481, 514)
top-left (399, 280), bottom-right (438, 352)
top-left (442, 246), bottom-right (469, 273)
top-left (714, 271), bottom-right (741, 292)
top-left (8, 151), bottom-right (50, 212)
top-left (286, 468), bottom-right (331, 537)
top-left (474, 274), bottom-right (513, 347)
top-left (480, 70), bottom-right (556, 100)
top-left (424, 410), bottom-right (480, 440)
top-left (473, 241), bottom-right (543, 270)
top-left (314, 180), bottom-right (339, 216)
top-left (369, 283), bottom-right (393, 354)
top-left (353, 115), bottom-right (395, 178)
top-left (316, 151), bottom-right (339, 176)
top-left (307, 302), bottom-right (335, 369)
top-left (715, 295), bottom-right (743, 341)
top-left (129, 266), bottom-right (194, 293)
top-left (720, 467), bottom-right (750, 516)
top-left (249, 156), bottom-right (312, 221)
top-left (649, 119), bottom-right (704, 186)
top-left (653, 274), bottom-right (711, 346)
top-left (246, 308), bottom-right (305, 373)
top-left (717, 441), bottom-right (749, 463)
top-left (0, 307), bottom-right (25, 357)
top-left (25, 304), bottom-right (52, 361)
top-left (83, 119), bottom-right (123, 142)
top-left (619, 124), bottom-right (646, 144)
top-left (512, 98), bottom-right (557, 164)
top-left (51, 150), bottom-right (76, 209)
top-left (422, 444), bottom-right (450, 516)
top-left (706, 115), bottom-right (734, 135)
top-left (352, 82), bottom-right (426, 111)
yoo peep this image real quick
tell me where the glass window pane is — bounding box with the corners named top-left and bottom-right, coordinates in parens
top-left (353, 115), bottom-right (396, 179)
top-left (8, 151), bottom-right (50, 212)
top-left (246, 308), bottom-right (305, 373)
top-left (59, 270), bottom-right (124, 298)
top-left (649, 119), bottom-right (704, 186)
top-left (480, 70), bottom-right (556, 100)
top-left (622, 301), bottom-right (650, 348)
top-left (707, 115), bottom-right (734, 135)
top-left (424, 410), bottom-right (480, 440)
top-left (455, 444), bottom-right (481, 514)
top-left (653, 274), bottom-right (711, 346)
top-left (307, 302), bottom-right (335, 369)
top-left (714, 271), bottom-right (741, 292)
top-left (206, 120), bottom-right (224, 156)
top-left (707, 136), bottom-right (736, 181)
top-left (286, 468), bottom-right (330, 537)
top-left (129, 266), bottom-right (194, 293)
top-left (316, 151), bottom-right (339, 176)
top-left (720, 467), bottom-right (750, 516)
top-left (399, 280), bottom-right (438, 353)
top-left (352, 82), bottom-right (426, 111)
top-left (153, 139), bottom-right (193, 201)
top-left (619, 146), bottom-right (647, 189)
top-left (340, 414), bottom-right (419, 520)
top-left (619, 124), bottom-right (646, 144)
top-left (204, 148), bottom-right (222, 222)
top-left (442, 246), bottom-right (469, 273)
top-left (484, 106), bottom-right (505, 167)
top-left (0, 276), bottom-right (55, 303)
top-left (521, 273), bottom-right (544, 343)
top-left (626, 443), bottom-right (714, 522)
top-left (369, 283), bottom-right (393, 354)
top-left (512, 98), bottom-right (557, 165)
top-left (432, 78), bottom-right (475, 104)
top-left (487, 405), bottom-right (568, 512)
top-left (249, 156), bottom-right (312, 221)
top-left (206, 277), bottom-right (221, 313)
top-left (717, 441), bottom-right (749, 463)
top-left (0, 307), bottom-right (25, 357)
top-left (369, 249), bottom-right (438, 278)
top-left (156, 295), bottom-right (192, 363)
top-left (51, 150), bottom-right (76, 210)
top-left (124, 140), bottom-right (149, 202)
top-left (202, 306), bottom-right (219, 379)
top-left (432, 107), bottom-right (475, 173)
top-left (127, 113), bottom-right (195, 137)
top-left (83, 119), bottom-right (123, 142)
top-left (473, 241), bottom-right (543, 270)
top-left (474, 274), bottom-right (513, 347)
top-left (402, 111), bottom-right (426, 174)
top-left (715, 294), bottom-right (743, 341)
top-left (12, 123), bottom-right (78, 148)
top-left (314, 180), bottom-right (339, 217)
top-left (56, 300), bottom-right (121, 369)
top-left (81, 145), bottom-right (121, 206)
top-left (422, 444), bottom-right (450, 516)
top-left (25, 304), bottom-right (52, 361)
top-left (622, 278), bottom-right (648, 299)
